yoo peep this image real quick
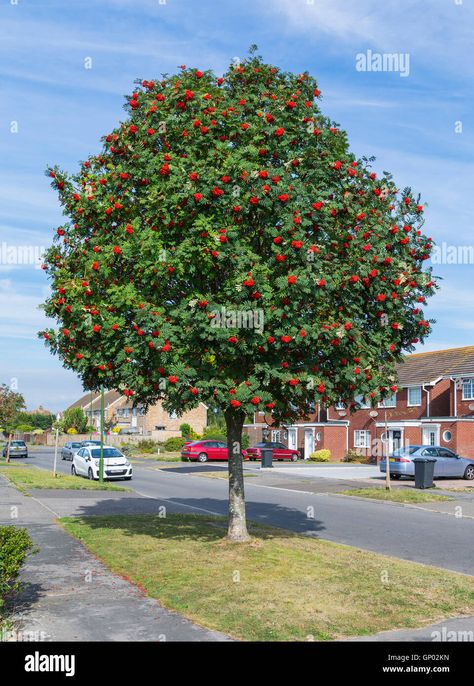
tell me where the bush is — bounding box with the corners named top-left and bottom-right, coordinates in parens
top-left (203, 424), bottom-right (227, 437)
top-left (0, 526), bottom-right (34, 611)
top-left (163, 437), bottom-right (186, 452)
top-left (344, 449), bottom-right (369, 463)
top-left (111, 426), bottom-right (121, 434)
top-left (180, 423), bottom-right (191, 437)
top-left (136, 439), bottom-right (158, 453)
top-left (15, 424), bottom-right (34, 433)
top-left (309, 449), bottom-right (331, 462)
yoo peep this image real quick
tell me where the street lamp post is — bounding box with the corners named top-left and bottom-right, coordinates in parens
top-left (99, 386), bottom-right (105, 483)
top-left (53, 412), bottom-right (61, 478)
top-left (383, 406), bottom-right (391, 491)
top-left (369, 408), bottom-right (390, 491)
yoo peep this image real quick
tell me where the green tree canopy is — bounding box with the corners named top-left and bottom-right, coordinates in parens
top-left (60, 407), bottom-right (89, 434)
top-left (40, 50), bottom-right (436, 539)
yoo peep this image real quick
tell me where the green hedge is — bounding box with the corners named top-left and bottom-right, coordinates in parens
top-left (163, 437), bottom-right (187, 451)
top-left (309, 449), bottom-right (331, 462)
top-left (0, 526), bottom-right (34, 611)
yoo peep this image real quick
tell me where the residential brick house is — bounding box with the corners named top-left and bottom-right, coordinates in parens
top-left (67, 391), bottom-right (207, 440)
top-left (244, 346), bottom-right (474, 461)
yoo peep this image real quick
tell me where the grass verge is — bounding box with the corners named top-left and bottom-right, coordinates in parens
top-left (193, 471), bottom-right (258, 480)
top-left (336, 487), bottom-right (452, 503)
top-left (60, 513), bottom-right (474, 641)
top-left (0, 467), bottom-right (129, 493)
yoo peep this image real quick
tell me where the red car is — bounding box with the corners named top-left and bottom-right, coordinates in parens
top-left (181, 440), bottom-right (248, 463)
top-left (246, 442), bottom-right (300, 462)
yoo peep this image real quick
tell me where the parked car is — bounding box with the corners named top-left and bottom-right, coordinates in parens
top-left (78, 440), bottom-right (102, 447)
top-left (181, 440), bottom-right (248, 463)
top-left (2, 440), bottom-right (28, 458)
top-left (61, 441), bottom-right (82, 461)
top-left (119, 427), bottom-right (141, 435)
top-left (246, 442), bottom-right (300, 462)
top-left (72, 445), bottom-right (132, 480)
top-left (380, 445), bottom-right (474, 480)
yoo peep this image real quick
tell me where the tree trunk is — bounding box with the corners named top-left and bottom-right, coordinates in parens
top-left (225, 409), bottom-right (250, 542)
top-left (5, 433), bottom-right (12, 463)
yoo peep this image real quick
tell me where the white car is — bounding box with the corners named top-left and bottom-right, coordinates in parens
top-left (72, 445), bottom-right (132, 481)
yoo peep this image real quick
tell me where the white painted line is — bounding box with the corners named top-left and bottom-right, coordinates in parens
top-left (132, 489), bottom-right (222, 516)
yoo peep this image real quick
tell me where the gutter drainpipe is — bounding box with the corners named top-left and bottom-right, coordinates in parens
top-left (422, 384), bottom-right (430, 418)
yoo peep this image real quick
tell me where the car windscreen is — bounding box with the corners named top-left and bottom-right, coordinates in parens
top-left (71, 443), bottom-right (82, 448)
top-left (392, 446), bottom-right (419, 456)
top-left (11, 441), bottom-right (26, 446)
top-left (90, 448), bottom-right (123, 458)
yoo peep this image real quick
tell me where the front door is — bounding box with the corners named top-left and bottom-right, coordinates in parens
top-left (288, 428), bottom-right (297, 451)
top-left (304, 429), bottom-right (314, 460)
top-left (390, 430), bottom-right (402, 454)
top-left (422, 426), bottom-right (439, 447)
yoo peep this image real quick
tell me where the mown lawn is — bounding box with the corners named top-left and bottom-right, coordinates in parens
top-left (61, 513), bottom-right (474, 641)
top-left (0, 467), bottom-right (129, 493)
top-left (337, 487), bottom-right (452, 503)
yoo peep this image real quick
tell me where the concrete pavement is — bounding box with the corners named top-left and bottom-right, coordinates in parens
top-left (0, 474), bottom-right (229, 642)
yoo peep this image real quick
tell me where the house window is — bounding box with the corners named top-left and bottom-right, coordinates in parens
top-left (379, 392), bottom-right (396, 408)
top-left (271, 430), bottom-right (281, 442)
top-left (117, 408), bottom-right (129, 418)
top-left (407, 386), bottom-right (422, 406)
top-left (443, 430), bottom-right (452, 442)
top-left (168, 410), bottom-right (178, 420)
top-left (335, 401), bottom-right (346, 410)
top-left (462, 379), bottom-right (474, 400)
top-left (354, 394), bottom-right (370, 409)
top-left (354, 430), bottom-right (371, 449)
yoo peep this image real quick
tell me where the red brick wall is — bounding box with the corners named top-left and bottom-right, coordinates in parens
top-left (430, 379), bottom-right (451, 417)
top-left (454, 383), bottom-right (474, 418)
top-left (453, 421), bottom-right (474, 459)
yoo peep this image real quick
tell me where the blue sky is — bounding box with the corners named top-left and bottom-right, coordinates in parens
top-left (1, 0), bottom-right (473, 412)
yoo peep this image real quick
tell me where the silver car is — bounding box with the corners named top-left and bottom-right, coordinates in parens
top-left (61, 441), bottom-right (82, 461)
top-left (380, 445), bottom-right (474, 480)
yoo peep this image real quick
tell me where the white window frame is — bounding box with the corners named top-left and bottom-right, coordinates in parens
top-left (335, 401), bottom-right (346, 410)
top-left (271, 430), bottom-right (281, 443)
top-left (407, 386), bottom-right (422, 407)
top-left (168, 410), bottom-right (178, 420)
top-left (354, 430), bottom-right (371, 449)
top-left (378, 392), bottom-right (397, 408)
top-left (354, 394), bottom-right (370, 409)
top-left (462, 378), bottom-right (474, 400)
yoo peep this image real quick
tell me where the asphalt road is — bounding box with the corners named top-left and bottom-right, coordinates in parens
top-left (13, 448), bottom-right (474, 575)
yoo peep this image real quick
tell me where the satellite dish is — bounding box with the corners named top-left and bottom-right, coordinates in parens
top-left (369, 410), bottom-right (379, 418)
top-left (469, 404), bottom-right (474, 411)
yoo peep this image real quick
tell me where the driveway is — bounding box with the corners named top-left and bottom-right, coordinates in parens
top-left (272, 464), bottom-right (380, 479)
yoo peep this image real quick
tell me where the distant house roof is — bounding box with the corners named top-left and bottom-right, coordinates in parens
top-left (397, 346), bottom-right (474, 385)
top-left (66, 390), bottom-right (122, 411)
top-left (66, 391), bottom-right (208, 413)
top-left (29, 405), bottom-right (53, 415)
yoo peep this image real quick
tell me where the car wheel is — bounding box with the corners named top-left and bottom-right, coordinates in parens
top-left (464, 465), bottom-right (474, 480)
top-left (88, 468), bottom-right (95, 480)
top-left (71, 465), bottom-right (77, 476)
top-left (390, 474), bottom-right (402, 480)
top-left (197, 453), bottom-right (208, 463)
top-left (291, 454), bottom-right (298, 462)
top-left (124, 477), bottom-right (132, 481)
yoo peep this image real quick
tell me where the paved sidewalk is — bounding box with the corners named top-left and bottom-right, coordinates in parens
top-left (0, 476), bottom-right (229, 642)
top-left (351, 615), bottom-right (474, 642)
